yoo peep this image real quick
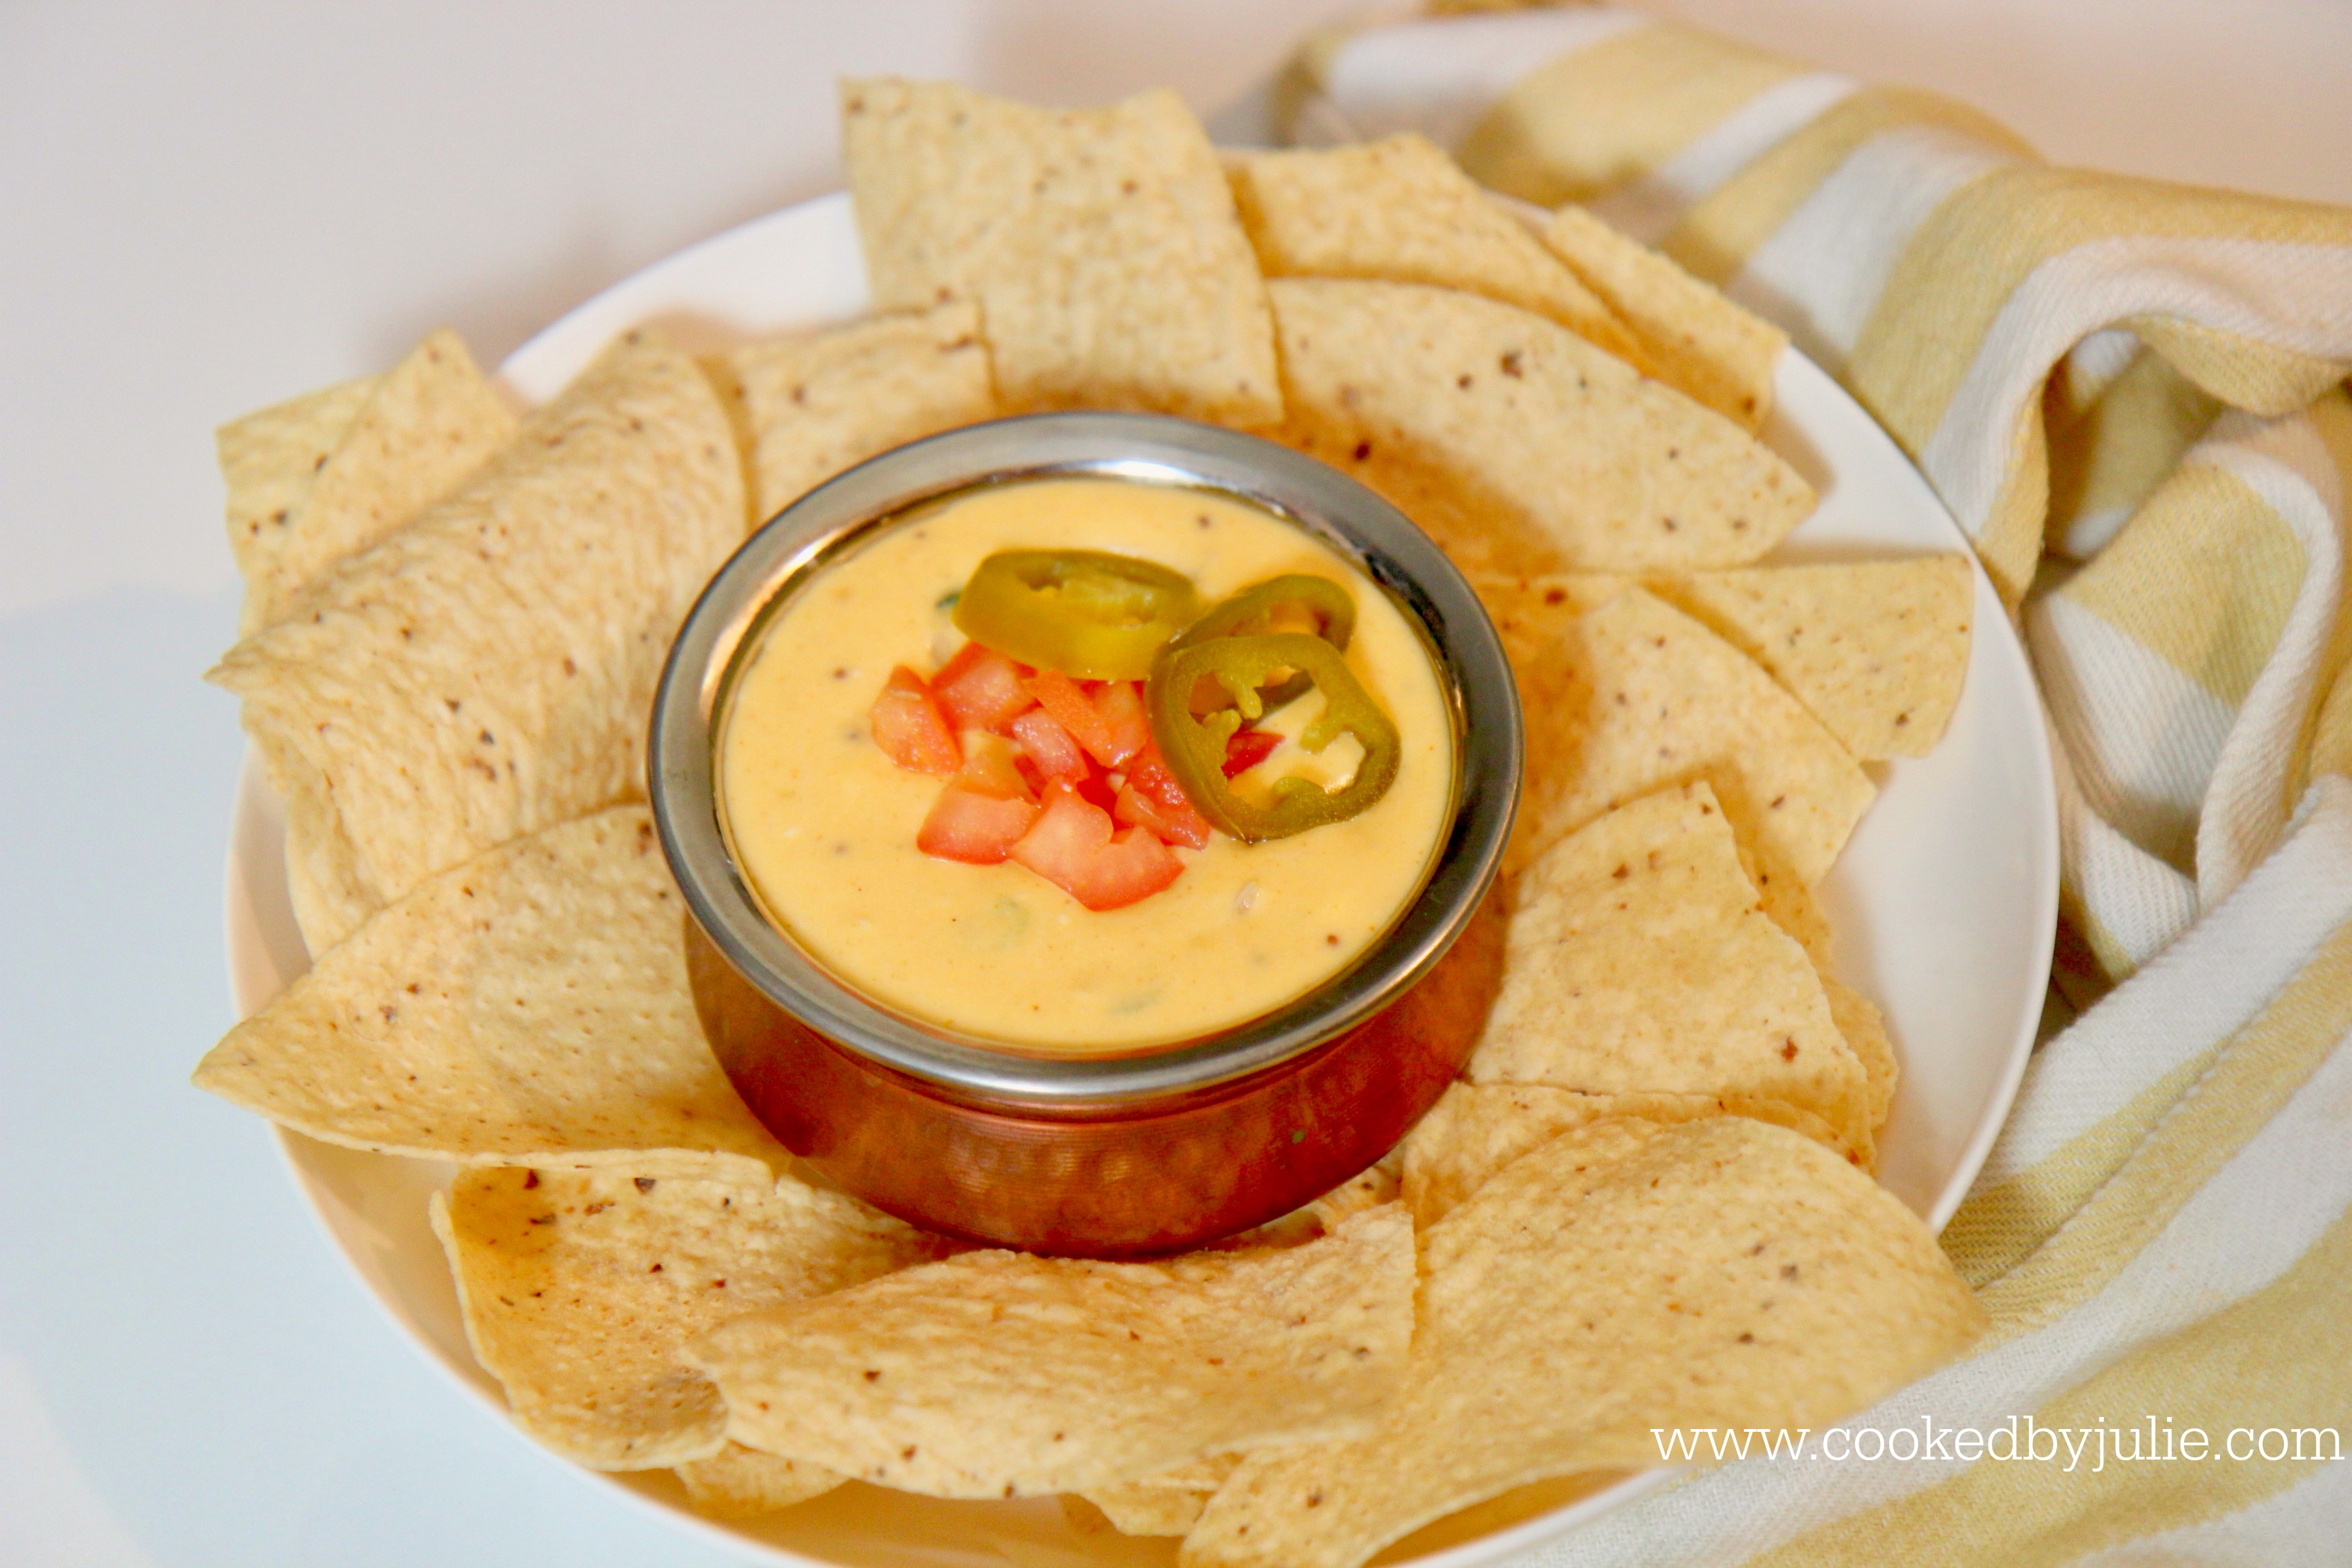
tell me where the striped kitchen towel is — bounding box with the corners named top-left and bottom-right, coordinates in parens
top-left (1277, 4), bottom-right (2352, 1563)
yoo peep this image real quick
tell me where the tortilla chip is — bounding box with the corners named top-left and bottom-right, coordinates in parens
top-left (233, 330), bottom-right (517, 634)
top-left (677, 1445), bottom-right (846, 1518)
top-left (194, 806), bottom-right (790, 1179)
top-left (1540, 205), bottom-right (1784, 432)
top-left (1231, 137), bottom-right (1637, 365)
top-left (1662, 559), bottom-right (1975, 760)
top-left (688, 1205), bottom-right (1416, 1500)
top-left (432, 1165), bottom-right (944, 1469)
top-left (219, 376), bottom-right (378, 590)
top-left (717, 300), bottom-right (995, 524)
top-left (841, 79), bottom-right (1279, 425)
top-left (209, 330), bottom-right (743, 951)
top-left (1401, 1082), bottom-right (1857, 1228)
top-left (1474, 559), bottom-right (1973, 762)
top-left (1514, 586), bottom-right (1874, 885)
top-left (1266, 279), bottom-right (1810, 575)
top-left (1735, 835), bottom-right (1837, 970)
top-left (1309, 1153), bottom-right (1402, 1232)
top-left (1180, 1119), bottom-right (1988, 1568)
top-left (1825, 978), bottom-right (1899, 1131)
top-left (1719, 841), bottom-right (1894, 1133)
top-left (1470, 783), bottom-right (1873, 1155)
top-left (1080, 1455), bottom-right (1243, 1538)
top-left (274, 760), bottom-right (380, 965)
top-left (1469, 572), bottom-right (1623, 663)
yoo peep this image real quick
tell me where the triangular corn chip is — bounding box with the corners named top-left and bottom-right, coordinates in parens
top-left (1267, 279), bottom-right (1811, 575)
top-left (194, 806), bottom-right (790, 1179)
top-left (433, 1164), bottom-right (944, 1469)
top-left (1825, 976), bottom-right (1899, 1131)
top-left (1470, 571), bottom-right (1625, 657)
top-left (1541, 205), bottom-right (1784, 432)
top-left (1401, 1081), bottom-right (1856, 1228)
top-left (1080, 1455), bottom-right (1242, 1538)
top-left (1231, 136), bottom-right (1638, 364)
top-left (841, 79), bottom-right (1279, 425)
top-left (686, 1206), bottom-right (1416, 1500)
top-left (677, 1447), bottom-right (851, 1523)
top-left (1664, 558), bottom-right (1974, 760)
top-left (1513, 586), bottom-right (1873, 885)
top-left (219, 376), bottom-right (379, 593)
top-left (1471, 782), bottom-right (1873, 1155)
top-left (676, 1444), bottom-right (846, 1518)
top-left (233, 329), bottom-right (516, 634)
top-left (715, 300), bottom-right (995, 524)
top-left (1180, 1119), bottom-right (1987, 1568)
top-left (1474, 561), bottom-right (1974, 761)
top-left (209, 330), bottom-right (743, 949)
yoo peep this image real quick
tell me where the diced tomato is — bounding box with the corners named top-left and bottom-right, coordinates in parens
top-left (952, 732), bottom-right (1033, 802)
top-left (1010, 783), bottom-right (1185, 910)
top-left (1115, 780), bottom-right (1211, 849)
top-left (1010, 707), bottom-right (1089, 785)
top-left (933, 642), bottom-right (1036, 734)
top-left (1024, 670), bottom-right (1147, 769)
top-left (1091, 681), bottom-right (1150, 768)
top-left (1071, 760), bottom-right (1119, 814)
top-left (1124, 738), bottom-right (1189, 809)
top-left (917, 784), bottom-right (1039, 865)
top-left (1222, 726), bottom-right (1282, 778)
top-left (1083, 826), bottom-right (1185, 908)
top-left (934, 640), bottom-right (990, 687)
top-left (870, 666), bottom-right (961, 775)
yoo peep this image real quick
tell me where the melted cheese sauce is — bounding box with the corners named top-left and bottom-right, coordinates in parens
top-left (717, 478), bottom-right (1454, 1051)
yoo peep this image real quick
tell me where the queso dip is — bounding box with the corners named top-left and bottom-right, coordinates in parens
top-left (717, 477), bottom-right (1454, 1050)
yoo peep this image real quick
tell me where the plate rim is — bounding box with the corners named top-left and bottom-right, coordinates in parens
top-left (224, 187), bottom-right (2059, 1568)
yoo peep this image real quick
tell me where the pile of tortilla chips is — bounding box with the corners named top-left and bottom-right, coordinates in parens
top-left (196, 80), bottom-right (1985, 1568)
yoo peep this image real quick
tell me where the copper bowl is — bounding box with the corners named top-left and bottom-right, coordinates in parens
top-left (649, 413), bottom-right (1521, 1255)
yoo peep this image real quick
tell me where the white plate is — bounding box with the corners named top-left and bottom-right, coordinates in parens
top-left (225, 191), bottom-right (2059, 1567)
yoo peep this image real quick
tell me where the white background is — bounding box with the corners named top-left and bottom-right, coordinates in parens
top-left (4, 4), bottom-right (2348, 1564)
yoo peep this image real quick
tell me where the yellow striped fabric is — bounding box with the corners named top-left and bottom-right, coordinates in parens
top-left (1279, 4), bottom-right (2352, 1562)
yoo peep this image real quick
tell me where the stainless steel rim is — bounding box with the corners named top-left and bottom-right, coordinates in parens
top-left (649, 411), bottom-right (1521, 1108)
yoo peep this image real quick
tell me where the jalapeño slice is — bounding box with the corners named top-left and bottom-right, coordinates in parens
top-left (1146, 632), bottom-right (1400, 842)
top-left (951, 549), bottom-right (1199, 681)
top-left (1168, 573), bottom-right (1357, 707)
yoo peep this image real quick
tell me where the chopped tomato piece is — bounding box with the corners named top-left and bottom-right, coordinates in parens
top-left (917, 785), bottom-right (1039, 865)
top-left (1091, 680), bottom-right (1151, 768)
top-left (1084, 825), bottom-right (1185, 908)
top-left (1010, 707), bottom-right (1089, 785)
top-left (1222, 726), bottom-right (1281, 779)
top-left (1024, 670), bottom-right (1147, 769)
top-left (1071, 760), bottom-right (1119, 814)
top-left (953, 732), bottom-right (1033, 802)
top-left (934, 639), bottom-right (991, 687)
top-left (870, 666), bottom-right (961, 775)
top-left (933, 642), bottom-right (1036, 734)
top-left (1010, 782), bottom-right (1184, 910)
top-left (1115, 780), bottom-right (1211, 849)
top-left (1124, 738), bottom-right (1191, 810)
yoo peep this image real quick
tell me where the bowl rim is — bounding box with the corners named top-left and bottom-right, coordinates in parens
top-left (647, 410), bottom-right (1522, 1109)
